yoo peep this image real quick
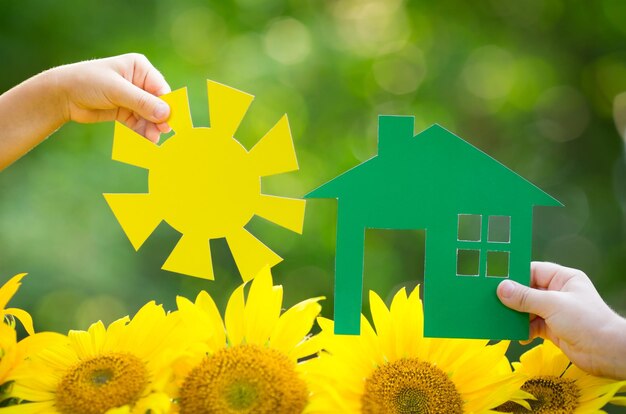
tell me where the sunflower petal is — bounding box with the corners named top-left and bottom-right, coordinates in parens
top-left (0, 401), bottom-right (55, 413)
top-left (244, 267), bottom-right (282, 345)
top-left (0, 273), bottom-right (26, 310)
top-left (69, 321), bottom-right (105, 358)
top-left (5, 307), bottom-right (35, 335)
top-left (269, 297), bottom-right (323, 358)
top-left (611, 395), bottom-right (626, 406)
top-left (225, 283), bottom-right (246, 346)
top-left (369, 290), bottom-right (394, 359)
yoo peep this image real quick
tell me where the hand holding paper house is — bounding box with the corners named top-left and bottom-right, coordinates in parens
top-left (306, 116), bottom-right (561, 340)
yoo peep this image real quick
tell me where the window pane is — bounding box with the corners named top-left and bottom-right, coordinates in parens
top-left (458, 214), bottom-right (481, 241)
top-left (488, 215), bottom-right (510, 242)
top-left (457, 249), bottom-right (480, 276)
top-left (487, 251), bottom-right (509, 277)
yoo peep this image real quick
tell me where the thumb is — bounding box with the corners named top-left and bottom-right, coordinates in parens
top-left (111, 79), bottom-right (170, 123)
top-left (497, 280), bottom-right (556, 318)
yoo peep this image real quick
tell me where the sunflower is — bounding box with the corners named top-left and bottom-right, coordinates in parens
top-left (1, 301), bottom-right (183, 414)
top-left (168, 266), bottom-right (324, 414)
top-left (303, 287), bottom-right (528, 414)
top-left (494, 339), bottom-right (626, 413)
top-left (0, 273), bottom-right (64, 401)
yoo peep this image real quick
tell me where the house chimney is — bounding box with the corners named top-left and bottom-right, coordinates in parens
top-left (378, 115), bottom-right (415, 155)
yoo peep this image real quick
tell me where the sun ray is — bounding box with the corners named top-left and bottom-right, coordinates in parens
top-left (256, 194), bottom-right (306, 234)
top-left (112, 122), bottom-right (159, 169)
top-left (207, 80), bottom-right (254, 138)
top-left (162, 234), bottom-right (214, 280)
top-left (226, 228), bottom-right (282, 282)
top-left (160, 87), bottom-right (193, 132)
top-left (249, 115), bottom-right (299, 177)
top-left (103, 193), bottom-right (162, 250)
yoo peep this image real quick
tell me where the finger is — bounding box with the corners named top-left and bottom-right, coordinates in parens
top-left (519, 337), bottom-right (535, 346)
top-left (117, 111), bottom-right (140, 133)
top-left (132, 117), bottom-right (148, 138)
top-left (128, 53), bottom-right (171, 96)
top-left (529, 317), bottom-right (547, 340)
top-left (143, 66), bottom-right (171, 97)
top-left (144, 123), bottom-right (161, 144)
top-left (530, 261), bottom-right (579, 290)
top-left (117, 109), bottom-right (162, 143)
top-left (497, 279), bottom-right (559, 317)
top-left (156, 122), bottom-right (171, 133)
top-left (109, 78), bottom-right (170, 124)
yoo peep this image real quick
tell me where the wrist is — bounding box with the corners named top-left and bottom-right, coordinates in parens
top-left (37, 66), bottom-right (71, 126)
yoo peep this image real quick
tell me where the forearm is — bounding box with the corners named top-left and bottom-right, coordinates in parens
top-left (0, 68), bottom-right (67, 170)
top-left (593, 312), bottom-right (626, 380)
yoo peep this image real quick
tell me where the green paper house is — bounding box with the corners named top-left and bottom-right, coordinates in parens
top-left (306, 116), bottom-right (561, 340)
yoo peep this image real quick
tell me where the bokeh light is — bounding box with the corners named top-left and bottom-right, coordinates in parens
top-left (263, 17), bottom-right (312, 65)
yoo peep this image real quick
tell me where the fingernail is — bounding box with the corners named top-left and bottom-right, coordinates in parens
top-left (157, 122), bottom-right (171, 133)
top-left (153, 102), bottom-right (169, 120)
top-left (157, 87), bottom-right (171, 96)
top-left (499, 280), bottom-right (515, 298)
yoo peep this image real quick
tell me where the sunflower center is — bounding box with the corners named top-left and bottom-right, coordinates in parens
top-left (494, 375), bottom-right (580, 413)
top-left (225, 380), bottom-right (257, 410)
top-left (361, 358), bottom-right (463, 414)
top-left (178, 344), bottom-right (308, 414)
top-left (55, 352), bottom-right (148, 414)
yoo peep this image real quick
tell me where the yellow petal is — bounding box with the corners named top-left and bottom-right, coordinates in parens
top-left (611, 396), bottom-right (626, 406)
top-left (225, 283), bottom-right (246, 346)
top-left (102, 316), bottom-right (131, 352)
top-left (244, 267), bottom-right (282, 345)
top-left (0, 273), bottom-right (26, 310)
top-left (369, 290), bottom-right (394, 360)
top-left (195, 291), bottom-right (225, 338)
top-left (291, 333), bottom-right (323, 361)
top-left (191, 291), bottom-right (226, 349)
top-left (389, 287), bottom-right (411, 359)
top-left (5, 307), bottom-right (34, 335)
top-left (269, 297), bottom-right (323, 357)
top-left (131, 392), bottom-right (171, 414)
top-left (0, 401), bottom-right (55, 414)
top-left (69, 321), bottom-right (106, 358)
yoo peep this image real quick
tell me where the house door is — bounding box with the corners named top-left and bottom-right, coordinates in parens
top-left (363, 228), bottom-right (426, 309)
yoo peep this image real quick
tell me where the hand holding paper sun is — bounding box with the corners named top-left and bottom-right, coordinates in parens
top-left (104, 80), bottom-right (306, 281)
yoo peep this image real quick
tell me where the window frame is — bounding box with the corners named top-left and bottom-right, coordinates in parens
top-left (456, 213), bottom-right (511, 278)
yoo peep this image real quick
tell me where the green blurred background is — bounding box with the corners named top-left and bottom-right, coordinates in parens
top-left (1, 0), bottom-right (626, 398)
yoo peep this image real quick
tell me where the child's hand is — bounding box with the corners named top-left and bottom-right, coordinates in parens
top-left (0, 54), bottom-right (171, 170)
top-left (53, 53), bottom-right (171, 143)
top-left (497, 262), bottom-right (626, 379)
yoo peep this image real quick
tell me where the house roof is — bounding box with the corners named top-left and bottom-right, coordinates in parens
top-left (305, 116), bottom-right (562, 209)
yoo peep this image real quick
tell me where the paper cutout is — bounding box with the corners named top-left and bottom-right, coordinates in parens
top-left (105, 81), bottom-right (305, 281)
top-left (305, 116), bottom-right (561, 340)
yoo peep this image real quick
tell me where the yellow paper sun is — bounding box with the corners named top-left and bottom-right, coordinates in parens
top-left (104, 81), bottom-right (306, 281)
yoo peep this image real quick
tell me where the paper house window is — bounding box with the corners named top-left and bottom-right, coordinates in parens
top-left (488, 215), bottom-right (510, 242)
top-left (486, 251), bottom-right (509, 277)
top-left (457, 249), bottom-right (480, 276)
top-left (457, 214), bottom-right (481, 241)
top-left (456, 214), bottom-right (511, 278)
